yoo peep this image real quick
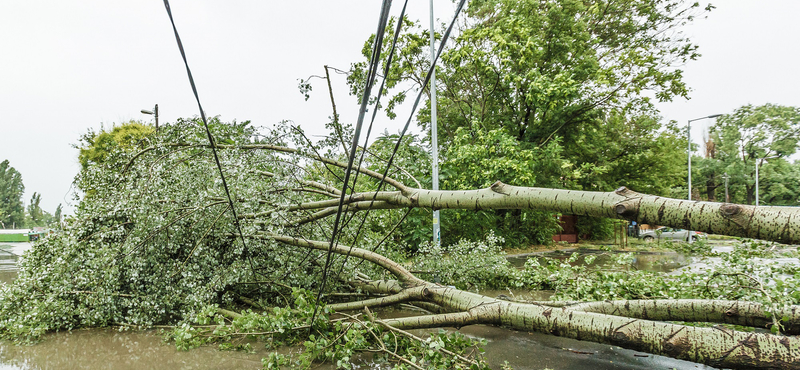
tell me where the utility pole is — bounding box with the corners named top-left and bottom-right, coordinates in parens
top-left (686, 114), bottom-right (721, 243)
top-left (430, 0), bottom-right (441, 246)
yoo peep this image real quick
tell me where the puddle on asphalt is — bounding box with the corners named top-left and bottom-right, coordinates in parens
top-left (0, 329), bottom-right (268, 370)
top-left (507, 248), bottom-right (691, 273)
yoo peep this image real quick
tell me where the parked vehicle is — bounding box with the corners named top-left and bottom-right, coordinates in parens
top-left (638, 227), bottom-right (707, 242)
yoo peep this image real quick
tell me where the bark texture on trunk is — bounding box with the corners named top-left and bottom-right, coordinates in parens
top-left (381, 286), bottom-right (800, 369)
top-left (363, 183), bottom-right (800, 244)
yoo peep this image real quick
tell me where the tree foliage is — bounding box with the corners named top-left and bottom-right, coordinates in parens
top-left (429, 0), bottom-right (705, 144)
top-left (76, 120), bottom-right (155, 172)
top-left (694, 104), bottom-right (800, 205)
top-left (24, 192), bottom-right (44, 227)
top-left (343, 0), bottom-right (705, 242)
top-left (0, 160), bottom-right (26, 228)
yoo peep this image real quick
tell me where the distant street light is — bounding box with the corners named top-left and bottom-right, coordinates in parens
top-left (721, 172), bottom-right (730, 203)
top-left (687, 113), bottom-right (721, 244)
top-left (141, 104), bottom-right (159, 131)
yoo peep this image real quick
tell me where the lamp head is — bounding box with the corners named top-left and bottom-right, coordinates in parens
top-left (141, 109), bottom-right (154, 115)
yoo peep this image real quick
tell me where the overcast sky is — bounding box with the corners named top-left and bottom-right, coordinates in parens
top-left (1, 0), bottom-right (798, 216)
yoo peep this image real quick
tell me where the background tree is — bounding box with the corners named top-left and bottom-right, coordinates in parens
top-left (345, 0), bottom-right (705, 243)
top-left (698, 104), bottom-right (800, 204)
top-left (756, 158), bottom-right (800, 206)
top-left (76, 120), bottom-right (155, 171)
top-left (0, 159), bottom-right (26, 228)
top-left (26, 192), bottom-right (43, 227)
top-left (53, 203), bottom-right (63, 229)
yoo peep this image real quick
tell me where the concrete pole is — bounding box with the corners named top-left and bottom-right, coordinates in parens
top-left (687, 114), bottom-right (721, 243)
top-left (430, 0), bottom-right (441, 246)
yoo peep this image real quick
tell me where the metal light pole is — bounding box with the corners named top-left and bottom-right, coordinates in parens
top-left (430, 0), bottom-right (441, 246)
top-left (687, 114), bottom-right (721, 243)
top-left (141, 104), bottom-right (159, 131)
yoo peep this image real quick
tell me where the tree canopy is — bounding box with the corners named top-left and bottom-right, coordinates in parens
top-left (693, 103), bottom-right (800, 205)
top-left (341, 0), bottom-right (706, 244)
top-left (76, 120), bottom-right (155, 171)
top-left (0, 160), bottom-right (25, 228)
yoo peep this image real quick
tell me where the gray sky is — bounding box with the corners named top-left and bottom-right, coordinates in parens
top-left (656, 0), bottom-right (800, 151)
top-left (1, 1), bottom-right (798, 216)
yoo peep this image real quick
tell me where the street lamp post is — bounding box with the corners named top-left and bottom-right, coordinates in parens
top-left (141, 104), bottom-right (159, 131)
top-left (687, 114), bottom-right (721, 243)
top-left (756, 157), bottom-right (773, 207)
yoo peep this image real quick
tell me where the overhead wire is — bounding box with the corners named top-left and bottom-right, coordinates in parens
top-left (309, 0), bottom-right (395, 329)
top-left (374, 0), bottom-right (466, 202)
top-left (334, 0), bottom-right (466, 277)
top-left (161, 0), bottom-right (259, 280)
top-left (332, 0), bottom-right (410, 278)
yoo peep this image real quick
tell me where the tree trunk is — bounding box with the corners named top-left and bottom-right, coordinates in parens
top-left (272, 232), bottom-right (800, 370)
top-left (315, 182), bottom-right (800, 244)
top-left (706, 173), bottom-right (717, 201)
top-left (746, 183), bottom-right (756, 205)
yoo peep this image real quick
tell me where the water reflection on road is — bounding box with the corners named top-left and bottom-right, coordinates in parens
top-left (507, 248), bottom-right (691, 273)
top-left (0, 329), bottom-right (268, 370)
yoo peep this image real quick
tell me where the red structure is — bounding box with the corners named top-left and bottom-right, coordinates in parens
top-left (552, 214), bottom-right (578, 243)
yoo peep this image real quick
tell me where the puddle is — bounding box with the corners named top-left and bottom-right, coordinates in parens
top-left (0, 325), bottom-right (718, 370)
top-left (507, 249), bottom-right (691, 273)
top-left (0, 329), bottom-right (266, 370)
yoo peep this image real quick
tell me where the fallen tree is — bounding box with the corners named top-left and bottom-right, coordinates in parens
top-left (1, 120), bottom-right (798, 369)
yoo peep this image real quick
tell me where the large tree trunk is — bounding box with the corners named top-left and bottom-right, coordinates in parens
top-left (298, 181), bottom-right (800, 244)
top-left (189, 143), bottom-right (800, 244)
top-left (706, 174), bottom-right (717, 201)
